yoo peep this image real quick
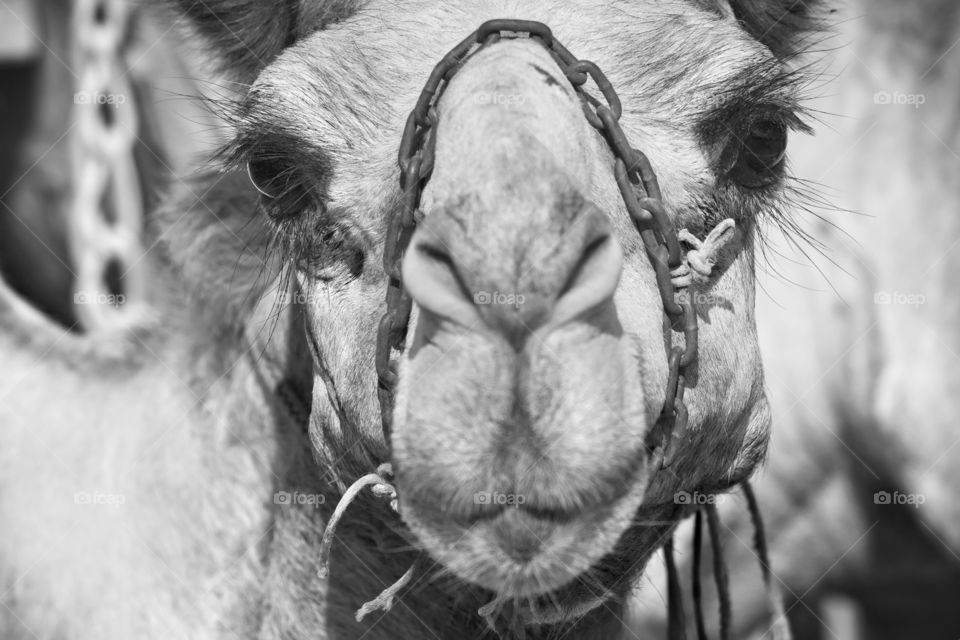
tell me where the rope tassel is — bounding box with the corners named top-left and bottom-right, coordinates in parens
top-left (692, 510), bottom-right (709, 640)
top-left (705, 504), bottom-right (731, 640)
top-left (665, 536), bottom-right (688, 640)
top-left (356, 555), bottom-right (425, 622)
top-left (742, 481), bottom-right (793, 640)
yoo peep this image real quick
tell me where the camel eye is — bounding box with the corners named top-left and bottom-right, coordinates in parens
top-left (246, 154), bottom-right (312, 220)
top-left (728, 119), bottom-right (788, 188)
top-left (247, 156), bottom-right (289, 199)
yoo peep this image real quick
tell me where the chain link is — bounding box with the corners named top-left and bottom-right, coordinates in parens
top-left (378, 20), bottom-right (698, 466)
top-left (70, 0), bottom-right (144, 328)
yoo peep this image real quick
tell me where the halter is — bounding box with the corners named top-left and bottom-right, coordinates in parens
top-left (318, 19), bottom-right (791, 639)
top-left (375, 18), bottom-right (697, 467)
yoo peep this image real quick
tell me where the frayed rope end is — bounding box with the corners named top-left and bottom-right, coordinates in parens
top-left (355, 557), bottom-right (422, 622)
top-left (318, 463), bottom-right (398, 580)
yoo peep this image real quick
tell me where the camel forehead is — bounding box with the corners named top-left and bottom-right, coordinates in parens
top-left (245, 0), bottom-right (777, 151)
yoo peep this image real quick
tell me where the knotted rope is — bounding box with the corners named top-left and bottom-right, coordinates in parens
top-left (663, 217), bottom-right (739, 640)
top-left (672, 220), bottom-right (738, 289)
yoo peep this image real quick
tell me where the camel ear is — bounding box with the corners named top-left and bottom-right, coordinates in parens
top-left (722, 0), bottom-right (828, 59)
top-left (168, 0), bottom-right (300, 80)
top-left (167, 1), bottom-right (358, 81)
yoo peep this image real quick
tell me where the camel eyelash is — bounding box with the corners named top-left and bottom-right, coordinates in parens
top-left (224, 130), bottom-right (332, 225)
top-left (695, 58), bottom-right (815, 142)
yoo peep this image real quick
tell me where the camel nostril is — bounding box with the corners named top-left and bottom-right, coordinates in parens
top-left (551, 231), bottom-right (623, 327)
top-left (403, 216), bottom-right (623, 340)
top-left (558, 234), bottom-right (613, 298)
top-left (402, 232), bottom-right (481, 327)
top-left (414, 243), bottom-right (462, 289)
top-left (472, 229), bottom-right (623, 343)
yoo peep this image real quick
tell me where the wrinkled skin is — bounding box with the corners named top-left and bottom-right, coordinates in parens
top-left (0, 1), bottom-right (823, 638)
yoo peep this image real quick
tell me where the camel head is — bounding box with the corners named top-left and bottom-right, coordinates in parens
top-left (171, 0), bottom-right (823, 624)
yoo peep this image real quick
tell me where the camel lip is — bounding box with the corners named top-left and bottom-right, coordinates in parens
top-left (399, 488), bottom-right (610, 530)
top-left (464, 501), bottom-right (580, 526)
top-left (396, 457), bottom-right (655, 599)
top-left (392, 434), bottom-right (653, 529)
top-left (485, 508), bottom-right (558, 564)
top-left (459, 506), bottom-right (620, 595)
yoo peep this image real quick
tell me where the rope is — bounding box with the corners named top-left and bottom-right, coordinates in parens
top-left (742, 481), bottom-right (793, 640)
top-left (479, 596), bottom-right (507, 635)
top-left (692, 510), bottom-right (709, 640)
top-left (356, 554), bottom-right (425, 622)
top-left (672, 219), bottom-right (737, 289)
top-left (317, 463), bottom-right (397, 579)
top-left (665, 536), bottom-right (688, 640)
top-left (319, 473), bottom-right (787, 638)
top-left (479, 596), bottom-right (533, 639)
top-left (705, 504), bottom-right (731, 640)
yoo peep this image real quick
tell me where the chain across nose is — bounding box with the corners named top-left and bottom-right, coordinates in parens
top-left (376, 19), bottom-right (698, 466)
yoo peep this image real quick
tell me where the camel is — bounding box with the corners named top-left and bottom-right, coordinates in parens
top-left (0, 1), bottom-right (827, 638)
top-left (633, 1), bottom-right (960, 638)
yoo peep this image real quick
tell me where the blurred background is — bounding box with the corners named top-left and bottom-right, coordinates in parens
top-left (1, 1), bottom-right (958, 638)
top-left (0, 0), bottom-right (218, 329)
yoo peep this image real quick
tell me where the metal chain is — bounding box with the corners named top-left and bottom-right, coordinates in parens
top-left (70, 0), bottom-right (144, 328)
top-left (378, 20), bottom-right (697, 466)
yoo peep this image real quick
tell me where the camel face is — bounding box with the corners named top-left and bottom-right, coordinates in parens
top-left (224, 0), bottom-right (819, 611)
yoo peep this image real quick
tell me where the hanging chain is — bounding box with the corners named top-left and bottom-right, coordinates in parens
top-left (377, 19), bottom-right (697, 466)
top-left (70, 0), bottom-right (145, 328)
